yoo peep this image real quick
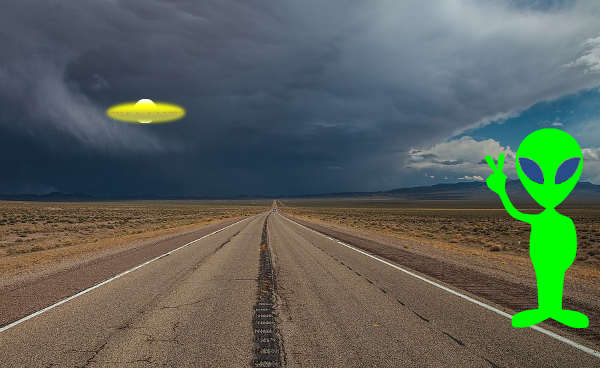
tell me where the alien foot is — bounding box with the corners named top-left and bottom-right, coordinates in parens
top-left (511, 309), bottom-right (549, 328)
top-left (551, 309), bottom-right (589, 328)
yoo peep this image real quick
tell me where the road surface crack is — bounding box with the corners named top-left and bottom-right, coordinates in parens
top-left (78, 340), bottom-right (108, 367)
top-left (412, 310), bottom-right (430, 322)
top-left (442, 331), bottom-right (464, 346)
top-left (159, 298), bottom-right (207, 310)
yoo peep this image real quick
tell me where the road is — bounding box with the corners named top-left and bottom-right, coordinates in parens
top-left (0, 210), bottom-right (599, 367)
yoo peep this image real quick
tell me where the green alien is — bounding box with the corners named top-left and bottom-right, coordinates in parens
top-left (485, 128), bottom-right (589, 328)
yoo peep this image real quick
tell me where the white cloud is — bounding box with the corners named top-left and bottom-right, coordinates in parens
top-left (536, 120), bottom-right (565, 128)
top-left (566, 36), bottom-right (600, 73)
top-left (408, 135), bottom-right (600, 185)
top-left (459, 175), bottom-right (484, 181)
top-left (583, 147), bottom-right (600, 160)
top-left (568, 119), bottom-right (600, 147)
top-left (582, 147), bottom-right (600, 183)
top-left (564, 120), bottom-right (600, 183)
top-left (407, 136), bottom-right (516, 180)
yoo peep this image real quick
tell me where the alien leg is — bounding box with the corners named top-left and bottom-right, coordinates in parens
top-left (535, 268), bottom-right (589, 328)
top-left (512, 267), bottom-right (559, 328)
top-left (511, 309), bottom-right (548, 328)
top-left (537, 268), bottom-right (564, 312)
top-left (541, 270), bottom-right (590, 328)
top-left (552, 309), bottom-right (589, 328)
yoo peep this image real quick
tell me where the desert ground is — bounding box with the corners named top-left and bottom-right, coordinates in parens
top-left (0, 200), bottom-right (269, 276)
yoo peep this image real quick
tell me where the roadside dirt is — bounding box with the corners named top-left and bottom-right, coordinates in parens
top-left (0, 201), bottom-right (268, 280)
top-left (0, 217), bottom-right (240, 289)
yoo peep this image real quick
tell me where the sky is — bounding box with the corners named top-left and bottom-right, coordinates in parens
top-left (1, 0), bottom-right (600, 196)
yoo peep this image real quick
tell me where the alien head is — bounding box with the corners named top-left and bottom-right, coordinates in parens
top-left (516, 128), bottom-right (583, 209)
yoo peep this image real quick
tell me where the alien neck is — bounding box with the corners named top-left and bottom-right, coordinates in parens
top-left (541, 207), bottom-right (559, 215)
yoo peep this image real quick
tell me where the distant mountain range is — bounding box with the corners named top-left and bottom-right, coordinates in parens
top-left (371, 180), bottom-right (600, 201)
top-left (299, 180), bottom-right (600, 202)
top-left (1, 180), bottom-right (600, 202)
top-left (0, 192), bottom-right (95, 201)
top-left (0, 192), bottom-right (245, 201)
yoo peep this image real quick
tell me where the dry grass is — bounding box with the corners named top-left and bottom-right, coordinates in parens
top-left (280, 199), bottom-right (600, 267)
top-left (0, 200), bottom-right (268, 275)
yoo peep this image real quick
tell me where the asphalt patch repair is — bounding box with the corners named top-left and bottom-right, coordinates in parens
top-left (252, 214), bottom-right (283, 368)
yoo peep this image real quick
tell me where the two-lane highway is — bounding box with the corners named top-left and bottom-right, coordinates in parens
top-left (0, 210), bottom-right (598, 367)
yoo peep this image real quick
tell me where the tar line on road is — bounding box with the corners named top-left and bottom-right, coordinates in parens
top-left (252, 213), bottom-right (284, 368)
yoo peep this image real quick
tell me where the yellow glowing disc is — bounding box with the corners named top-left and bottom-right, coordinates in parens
top-left (106, 99), bottom-right (185, 124)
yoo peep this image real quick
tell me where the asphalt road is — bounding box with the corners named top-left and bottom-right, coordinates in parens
top-left (1, 211), bottom-right (598, 367)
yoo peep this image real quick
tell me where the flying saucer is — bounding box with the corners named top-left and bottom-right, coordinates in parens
top-left (106, 99), bottom-right (185, 124)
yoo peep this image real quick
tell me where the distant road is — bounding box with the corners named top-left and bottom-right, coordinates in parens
top-left (0, 211), bottom-right (598, 367)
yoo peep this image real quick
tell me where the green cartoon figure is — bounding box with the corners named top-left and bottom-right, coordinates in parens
top-left (485, 128), bottom-right (589, 328)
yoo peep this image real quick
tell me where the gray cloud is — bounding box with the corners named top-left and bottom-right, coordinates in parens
top-left (2, 0), bottom-right (600, 195)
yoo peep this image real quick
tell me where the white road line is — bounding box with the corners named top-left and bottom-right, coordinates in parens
top-left (0, 215), bottom-right (259, 334)
top-left (280, 214), bottom-right (600, 359)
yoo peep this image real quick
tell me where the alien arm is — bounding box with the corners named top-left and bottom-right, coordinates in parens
top-left (496, 190), bottom-right (535, 224)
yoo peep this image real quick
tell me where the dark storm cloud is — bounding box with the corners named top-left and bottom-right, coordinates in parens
top-left (1, 0), bottom-right (600, 195)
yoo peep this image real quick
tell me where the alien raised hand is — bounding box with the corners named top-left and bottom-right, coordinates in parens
top-left (485, 128), bottom-right (589, 328)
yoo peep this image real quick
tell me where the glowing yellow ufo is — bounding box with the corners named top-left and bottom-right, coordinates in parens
top-left (106, 99), bottom-right (185, 124)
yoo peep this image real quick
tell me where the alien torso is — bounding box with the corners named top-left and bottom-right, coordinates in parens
top-left (530, 210), bottom-right (577, 272)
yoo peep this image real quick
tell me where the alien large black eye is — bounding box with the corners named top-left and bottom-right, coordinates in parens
top-left (555, 157), bottom-right (580, 184)
top-left (519, 157), bottom-right (544, 184)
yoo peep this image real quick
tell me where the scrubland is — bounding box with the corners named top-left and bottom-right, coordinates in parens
top-left (0, 200), bottom-right (268, 275)
top-left (280, 199), bottom-right (600, 282)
